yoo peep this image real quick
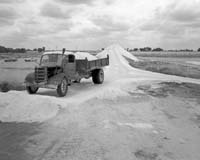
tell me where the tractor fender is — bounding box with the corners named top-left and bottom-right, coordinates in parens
top-left (25, 72), bottom-right (35, 84)
top-left (48, 73), bottom-right (67, 85)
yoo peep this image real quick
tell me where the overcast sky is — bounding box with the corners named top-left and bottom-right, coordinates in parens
top-left (0, 0), bottom-right (200, 50)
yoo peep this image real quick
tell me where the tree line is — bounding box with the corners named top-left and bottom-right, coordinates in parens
top-left (0, 45), bottom-right (45, 53)
top-left (127, 47), bottom-right (200, 52)
top-left (127, 47), bottom-right (163, 52)
top-left (0, 46), bottom-right (26, 53)
top-left (1, 45), bottom-right (200, 53)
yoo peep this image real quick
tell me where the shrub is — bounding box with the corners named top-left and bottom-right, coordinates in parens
top-left (0, 81), bottom-right (25, 92)
top-left (0, 81), bottom-right (10, 92)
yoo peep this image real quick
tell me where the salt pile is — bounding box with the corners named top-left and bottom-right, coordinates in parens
top-left (73, 52), bottom-right (97, 60)
top-left (97, 44), bottom-right (138, 70)
top-left (97, 44), bottom-right (138, 61)
top-left (97, 44), bottom-right (138, 66)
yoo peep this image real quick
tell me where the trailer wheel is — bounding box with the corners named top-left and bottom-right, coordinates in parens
top-left (57, 78), bottom-right (68, 97)
top-left (26, 85), bottom-right (39, 94)
top-left (92, 69), bottom-right (104, 84)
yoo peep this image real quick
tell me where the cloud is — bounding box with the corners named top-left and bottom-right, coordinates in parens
top-left (169, 9), bottom-right (200, 22)
top-left (68, 27), bottom-right (108, 39)
top-left (0, 8), bottom-right (18, 19)
top-left (0, 30), bottom-right (32, 47)
top-left (0, 0), bottom-right (25, 3)
top-left (91, 15), bottom-right (130, 32)
top-left (104, 0), bottom-right (115, 5)
top-left (185, 22), bottom-right (200, 28)
top-left (56, 21), bottom-right (74, 31)
top-left (40, 3), bottom-right (71, 19)
top-left (1, 0), bottom-right (200, 49)
top-left (140, 0), bottom-right (200, 35)
top-left (0, 8), bottom-right (19, 26)
top-left (161, 1), bottom-right (200, 23)
top-left (55, 0), bottom-right (94, 5)
top-left (138, 0), bottom-right (200, 49)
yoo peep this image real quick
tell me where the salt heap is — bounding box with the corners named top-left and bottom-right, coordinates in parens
top-left (73, 52), bottom-right (97, 60)
top-left (95, 44), bottom-right (139, 79)
top-left (97, 44), bottom-right (138, 67)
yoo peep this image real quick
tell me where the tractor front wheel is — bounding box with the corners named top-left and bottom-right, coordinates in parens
top-left (26, 85), bottom-right (39, 94)
top-left (57, 78), bottom-right (68, 97)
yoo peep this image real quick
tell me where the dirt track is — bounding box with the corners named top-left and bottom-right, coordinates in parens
top-left (0, 82), bottom-right (200, 160)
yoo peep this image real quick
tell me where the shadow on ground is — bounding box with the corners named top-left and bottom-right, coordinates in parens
top-left (0, 122), bottom-right (41, 160)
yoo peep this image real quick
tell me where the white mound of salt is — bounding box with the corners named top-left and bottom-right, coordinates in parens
top-left (73, 52), bottom-right (97, 60)
top-left (97, 44), bottom-right (138, 62)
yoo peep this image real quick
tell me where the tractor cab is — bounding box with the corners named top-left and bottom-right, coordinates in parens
top-left (38, 51), bottom-right (77, 80)
top-left (40, 53), bottom-right (64, 67)
top-left (40, 52), bottom-right (75, 67)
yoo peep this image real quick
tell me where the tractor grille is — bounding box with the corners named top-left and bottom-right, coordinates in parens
top-left (35, 67), bottom-right (47, 83)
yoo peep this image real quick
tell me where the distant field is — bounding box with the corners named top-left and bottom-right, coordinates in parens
top-left (0, 51), bottom-right (99, 60)
top-left (131, 51), bottom-right (200, 57)
top-left (129, 52), bottom-right (200, 78)
top-left (0, 58), bottom-right (39, 91)
top-left (127, 57), bottom-right (200, 79)
top-left (138, 57), bottom-right (200, 67)
top-left (0, 52), bottom-right (42, 60)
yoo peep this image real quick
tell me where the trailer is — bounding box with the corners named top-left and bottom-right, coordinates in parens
top-left (25, 49), bottom-right (109, 97)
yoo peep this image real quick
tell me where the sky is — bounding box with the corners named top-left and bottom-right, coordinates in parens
top-left (0, 0), bottom-right (200, 50)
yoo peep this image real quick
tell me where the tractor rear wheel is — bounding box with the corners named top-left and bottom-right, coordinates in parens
top-left (92, 69), bottom-right (104, 84)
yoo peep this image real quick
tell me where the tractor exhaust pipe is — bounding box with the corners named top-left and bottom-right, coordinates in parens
top-left (62, 48), bottom-right (66, 55)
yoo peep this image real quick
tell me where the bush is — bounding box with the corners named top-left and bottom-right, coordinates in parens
top-left (0, 82), bottom-right (10, 92)
top-left (0, 81), bottom-right (25, 92)
top-left (152, 48), bottom-right (164, 52)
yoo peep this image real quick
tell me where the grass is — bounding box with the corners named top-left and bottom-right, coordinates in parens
top-left (0, 52), bottom-right (42, 60)
top-left (127, 58), bottom-right (200, 79)
top-left (131, 51), bottom-right (200, 57)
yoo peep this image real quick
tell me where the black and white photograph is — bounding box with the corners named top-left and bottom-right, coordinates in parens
top-left (0, 0), bottom-right (200, 159)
